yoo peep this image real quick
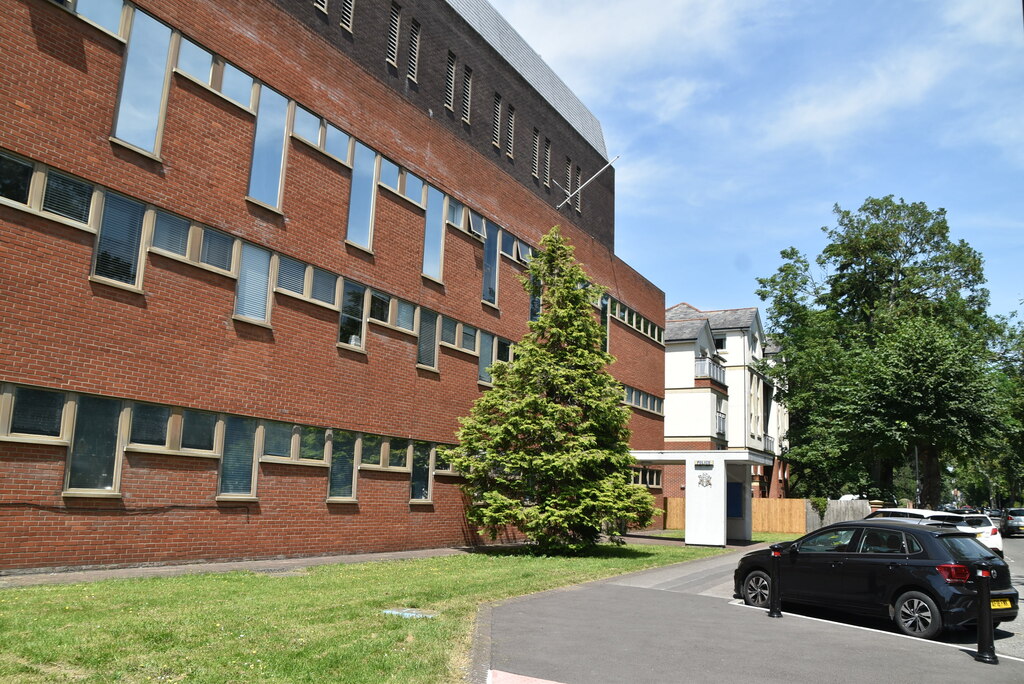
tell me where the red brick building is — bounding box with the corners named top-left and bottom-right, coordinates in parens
top-left (0, 0), bottom-right (665, 571)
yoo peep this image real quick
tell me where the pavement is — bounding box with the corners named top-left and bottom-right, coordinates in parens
top-left (4, 535), bottom-right (1023, 683)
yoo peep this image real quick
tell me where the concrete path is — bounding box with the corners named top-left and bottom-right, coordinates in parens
top-left (476, 542), bottom-right (1024, 684)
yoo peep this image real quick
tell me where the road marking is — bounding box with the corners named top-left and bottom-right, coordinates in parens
top-left (730, 600), bottom-right (1024, 663)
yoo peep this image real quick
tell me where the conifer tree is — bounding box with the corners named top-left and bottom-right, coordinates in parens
top-left (445, 226), bottom-right (656, 553)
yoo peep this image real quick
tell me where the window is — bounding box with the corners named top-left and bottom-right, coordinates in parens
top-left (407, 20), bottom-right (421, 81)
top-left (9, 386), bottom-right (65, 437)
top-left (221, 64), bottom-right (255, 109)
top-left (276, 256), bottom-right (338, 306)
top-left (444, 52), bottom-right (457, 111)
top-left (235, 243), bottom-right (273, 323)
top-left (491, 93), bottom-right (502, 147)
top-left (176, 37), bottom-right (213, 84)
top-left (500, 230), bottom-right (516, 258)
top-left (262, 422), bottom-right (327, 462)
top-left (174, 38), bottom-right (255, 109)
top-left (378, 157), bottom-right (400, 191)
top-left (93, 193), bottom-right (145, 286)
top-left (360, 433), bottom-right (383, 466)
top-left (181, 409), bottom-right (216, 451)
top-left (324, 123), bottom-right (352, 162)
top-left (75, 0), bottom-right (125, 35)
top-left (219, 416), bottom-right (257, 496)
top-left (478, 332), bottom-right (494, 383)
top-left (468, 210), bottom-right (485, 238)
top-left (445, 196), bottom-right (465, 229)
top-left (422, 186), bottom-right (445, 280)
top-left (345, 142), bottom-right (377, 249)
top-left (530, 130), bottom-right (540, 178)
top-left (339, 281), bottom-right (367, 347)
top-left (496, 338), bottom-right (512, 363)
top-left (42, 170), bottom-right (93, 224)
top-left (129, 403), bottom-right (170, 447)
top-left (481, 219), bottom-right (500, 305)
top-left (403, 171), bottom-right (425, 205)
top-left (440, 316), bottom-right (457, 345)
top-left (543, 139), bottom-right (551, 187)
top-left (114, 10), bottom-right (172, 154)
top-left (0, 151), bottom-right (33, 205)
top-left (631, 467), bottom-right (663, 488)
top-left (151, 210), bottom-right (190, 256)
top-left (386, 4), bottom-right (401, 66)
top-left (417, 309), bottom-right (438, 368)
top-left (410, 441), bottom-right (431, 500)
top-left (292, 105), bottom-right (321, 147)
top-left (369, 290), bottom-right (391, 322)
top-left (460, 66), bottom-right (473, 123)
top-left (388, 438), bottom-right (410, 469)
top-left (504, 106), bottom-right (515, 158)
top-left (329, 429), bottom-right (357, 498)
top-left (395, 299), bottom-right (416, 331)
top-left (339, 0), bottom-right (355, 32)
top-left (797, 528), bottom-right (857, 553)
top-left (200, 228), bottom-right (235, 271)
top-left (460, 324), bottom-right (477, 352)
top-left (67, 395), bottom-right (122, 492)
top-left (262, 421), bottom-right (292, 459)
top-left (248, 86), bottom-right (289, 209)
top-left (310, 268), bottom-right (337, 305)
top-left (529, 275), bottom-right (542, 322)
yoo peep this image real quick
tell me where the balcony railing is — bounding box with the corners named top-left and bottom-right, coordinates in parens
top-left (716, 411), bottom-right (727, 436)
top-left (695, 357), bottom-right (726, 385)
top-left (764, 434), bottom-right (776, 454)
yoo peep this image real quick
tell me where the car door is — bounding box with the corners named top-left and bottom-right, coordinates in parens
top-left (842, 528), bottom-right (911, 616)
top-left (783, 527), bottom-right (860, 606)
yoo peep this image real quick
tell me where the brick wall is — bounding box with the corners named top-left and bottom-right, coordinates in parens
top-left (0, 0), bottom-right (663, 571)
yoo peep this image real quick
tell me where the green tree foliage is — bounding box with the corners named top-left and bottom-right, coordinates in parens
top-left (757, 196), bottom-right (1009, 505)
top-left (444, 226), bottom-right (656, 553)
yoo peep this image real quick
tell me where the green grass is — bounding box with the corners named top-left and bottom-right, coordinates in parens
top-left (637, 529), bottom-right (801, 544)
top-left (0, 544), bottom-right (726, 683)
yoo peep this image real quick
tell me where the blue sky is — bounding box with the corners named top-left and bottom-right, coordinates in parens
top-left (491, 0), bottom-right (1024, 318)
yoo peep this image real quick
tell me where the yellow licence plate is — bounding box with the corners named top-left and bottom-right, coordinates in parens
top-left (991, 599), bottom-right (1012, 610)
top-left (976, 533), bottom-right (984, 538)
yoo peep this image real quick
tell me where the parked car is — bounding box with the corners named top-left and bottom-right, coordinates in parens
top-left (865, 508), bottom-right (1004, 557)
top-left (1005, 508), bottom-right (1024, 537)
top-left (985, 508), bottom-right (1005, 531)
top-left (734, 519), bottom-right (1017, 639)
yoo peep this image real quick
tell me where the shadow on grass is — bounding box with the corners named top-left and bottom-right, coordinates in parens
top-left (470, 544), bottom-right (661, 560)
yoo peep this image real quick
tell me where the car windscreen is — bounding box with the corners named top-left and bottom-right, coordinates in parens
top-left (961, 516), bottom-right (991, 528)
top-left (940, 535), bottom-right (997, 560)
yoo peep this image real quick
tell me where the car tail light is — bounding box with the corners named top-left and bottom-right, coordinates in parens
top-left (1009, 515), bottom-right (1015, 522)
top-left (991, 528), bottom-right (999, 536)
top-left (936, 564), bottom-right (970, 584)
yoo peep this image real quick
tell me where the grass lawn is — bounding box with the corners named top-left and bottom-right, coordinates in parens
top-left (638, 529), bottom-right (801, 544)
top-left (0, 544), bottom-right (726, 683)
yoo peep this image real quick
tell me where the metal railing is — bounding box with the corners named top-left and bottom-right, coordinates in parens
top-left (695, 357), bottom-right (726, 384)
top-left (716, 411), bottom-right (727, 435)
top-left (764, 434), bottom-right (776, 454)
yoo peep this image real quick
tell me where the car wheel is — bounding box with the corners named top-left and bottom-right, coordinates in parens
top-left (743, 570), bottom-right (771, 609)
top-left (894, 591), bottom-right (942, 639)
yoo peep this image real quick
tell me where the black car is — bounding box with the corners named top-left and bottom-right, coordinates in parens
top-left (733, 519), bottom-right (1018, 639)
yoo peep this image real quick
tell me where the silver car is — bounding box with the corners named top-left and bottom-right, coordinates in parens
top-left (1005, 508), bottom-right (1024, 537)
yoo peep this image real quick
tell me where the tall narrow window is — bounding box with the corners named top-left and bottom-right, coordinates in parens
top-left (345, 143), bottom-right (377, 248)
top-left (460, 66), bottom-right (473, 123)
top-left (478, 332), bottom-right (495, 383)
top-left (67, 395), bottom-right (122, 491)
top-left (421, 187), bottom-right (445, 280)
top-left (407, 20), bottom-right (421, 81)
top-left (339, 0), bottom-right (355, 31)
top-left (504, 107), bottom-right (515, 158)
top-left (491, 93), bottom-right (502, 147)
top-left (481, 220), bottom-right (500, 305)
top-left (410, 441), bottom-right (431, 500)
top-left (530, 129), bottom-right (540, 178)
top-left (235, 243), bottom-right (272, 322)
top-left (574, 166), bottom-right (583, 212)
top-left (564, 158), bottom-right (573, 196)
top-left (339, 281), bottom-right (367, 347)
top-left (329, 430), bottom-right (357, 498)
top-left (543, 139), bottom-right (551, 187)
top-left (94, 193), bottom-right (145, 286)
top-left (529, 275), bottom-right (542, 322)
top-left (220, 416), bottom-right (257, 495)
top-left (313, 0), bottom-right (328, 12)
top-left (386, 4), bottom-right (401, 66)
top-left (113, 10), bottom-right (172, 154)
top-left (417, 309), bottom-right (438, 368)
top-left (444, 53), bottom-right (457, 110)
top-left (247, 87), bottom-right (289, 209)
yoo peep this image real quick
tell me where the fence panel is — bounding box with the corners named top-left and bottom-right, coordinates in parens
top-left (752, 498), bottom-right (806, 534)
top-left (665, 497), bottom-right (685, 530)
top-left (806, 499), bottom-right (873, 532)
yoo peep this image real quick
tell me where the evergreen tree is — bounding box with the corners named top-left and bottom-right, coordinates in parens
top-left (445, 226), bottom-right (656, 553)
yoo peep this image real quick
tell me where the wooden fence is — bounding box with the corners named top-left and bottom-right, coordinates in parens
top-left (752, 498), bottom-right (806, 534)
top-left (665, 497), bottom-right (685, 529)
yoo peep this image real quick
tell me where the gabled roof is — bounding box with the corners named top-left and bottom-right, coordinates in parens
top-left (664, 317), bottom-right (710, 342)
top-left (445, 0), bottom-right (608, 159)
top-left (666, 302), bottom-right (758, 331)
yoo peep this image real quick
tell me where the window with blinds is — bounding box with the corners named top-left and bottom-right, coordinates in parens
top-left (329, 430), bottom-right (357, 498)
top-left (10, 386), bottom-right (64, 437)
top-left (94, 193), bottom-right (145, 286)
top-left (219, 416), bottom-right (257, 495)
top-left (42, 171), bottom-right (93, 223)
top-left (199, 228), bottom-right (234, 271)
top-left (234, 243), bottom-right (272, 322)
top-left (478, 332), bottom-right (495, 383)
top-left (386, 4), bottom-right (401, 66)
top-left (277, 255), bottom-right (305, 294)
top-left (151, 210), bottom-right (189, 256)
top-left (417, 309), bottom-right (438, 368)
top-left (129, 403), bottom-right (170, 446)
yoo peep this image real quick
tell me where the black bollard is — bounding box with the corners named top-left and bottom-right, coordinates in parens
top-left (974, 562), bottom-right (998, 665)
top-left (768, 544), bottom-right (783, 618)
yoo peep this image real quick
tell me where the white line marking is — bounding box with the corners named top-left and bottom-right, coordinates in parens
top-left (729, 600), bottom-right (1024, 663)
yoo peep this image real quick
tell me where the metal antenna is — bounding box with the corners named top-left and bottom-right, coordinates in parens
top-left (556, 155), bottom-right (621, 209)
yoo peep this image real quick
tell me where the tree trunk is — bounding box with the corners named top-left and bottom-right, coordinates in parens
top-left (918, 445), bottom-right (942, 509)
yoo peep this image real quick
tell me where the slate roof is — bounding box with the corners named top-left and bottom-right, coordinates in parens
top-left (666, 302), bottom-right (759, 332)
top-left (664, 318), bottom-right (708, 342)
top-left (445, 0), bottom-right (608, 159)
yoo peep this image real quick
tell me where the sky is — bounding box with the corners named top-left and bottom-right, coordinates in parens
top-left (490, 0), bottom-right (1024, 319)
